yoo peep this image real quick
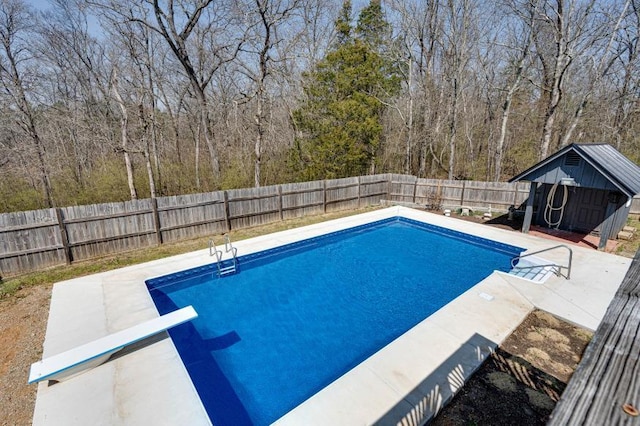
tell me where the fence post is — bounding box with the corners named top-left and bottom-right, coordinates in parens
top-left (278, 185), bottom-right (284, 221)
top-left (412, 176), bottom-right (418, 204)
top-left (55, 208), bottom-right (72, 265)
top-left (460, 181), bottom-right (466, 206)
top-left (513, 183), bottom-right (520, 208)
top-left (151, 198), bottom-right (163, 245)
top-left (323, 180), bottom-right (327, 214)
top-left (223, 191), bottom-right (231, 232)
top-left (357, 177), bottom-right (361, 208)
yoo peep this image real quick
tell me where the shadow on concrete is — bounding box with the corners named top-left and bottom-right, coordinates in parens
top-left (373, 333), bottom-right (497, 426)
top-left (373, 330), bottom-right (568, 426)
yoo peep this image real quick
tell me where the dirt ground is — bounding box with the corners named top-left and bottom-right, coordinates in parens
top-left (0, 285), bottom-right (51, 426)
top-left (432, 310), bottom-right (593, 425)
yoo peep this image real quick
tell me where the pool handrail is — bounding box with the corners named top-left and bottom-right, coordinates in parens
top-left (511, 244), bottom-right (573, 279)
top-left (209, 235), bottom-right (238, 276)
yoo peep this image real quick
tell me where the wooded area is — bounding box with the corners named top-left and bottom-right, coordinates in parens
top-left (0, 174), bottom-right (556, 277)
top-left (0, 0), bottom-right (639, 213)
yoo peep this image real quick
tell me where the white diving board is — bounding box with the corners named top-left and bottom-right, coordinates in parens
top-left (29, 306), bottom-right (198, 384)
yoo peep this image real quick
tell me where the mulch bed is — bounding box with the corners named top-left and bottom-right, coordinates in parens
top-left (432, 310), bottom-right (592, 425)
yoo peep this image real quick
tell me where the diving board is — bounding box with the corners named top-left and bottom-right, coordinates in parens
top-left (29, 306), bottom-right (198, 384)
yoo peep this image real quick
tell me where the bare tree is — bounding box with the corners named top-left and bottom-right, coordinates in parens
top-left (493, 0), bottom-right (538, 180)
top-left (0, 0), bottom-right (54, 206)
top-left (559, 0), bottom-right (631, 147)
top-left (609, 0), bottom-right (640, 152)
top-left (106, 14), bottom-right (168, 198)
top-left (533, 0), bottom-right (598, 159)
top-left (388, 0), bottom-right (446, 177)
top-left (441, 0), bottom-right (476, 179)
top-left (110, 66), bottom-right (138, 200)
top-left (92, 0), bottom-right (244, 184)
top-left (237, 0), bottom-right (301, 187)
top-left (295, 0), bottom-right (335, 71)
top-left (148, 0), bottom-right (243, 182)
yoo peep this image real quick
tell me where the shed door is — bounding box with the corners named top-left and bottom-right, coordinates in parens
top-left (565, 188), bottom-right (607, 233)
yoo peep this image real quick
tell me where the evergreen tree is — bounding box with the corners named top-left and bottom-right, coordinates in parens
top-left (335, 0), bottom-right (352, 46)
top-left (356, 0), bottom-right (388, 49)
top-left (291, 0), bottom-right (400, 180)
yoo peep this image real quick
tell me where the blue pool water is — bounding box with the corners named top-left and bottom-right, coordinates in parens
top-left (146, 217), bottom-right (522, 425)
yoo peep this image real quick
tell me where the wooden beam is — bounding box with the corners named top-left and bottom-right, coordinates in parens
top-left (55, 208), bottom-right (72, 264)
top-left (522, 183), bottom-right (537, 234)
top-left (548, 249), bottom-right (640, 424)
top-left (599, 197), bottom-right (619, 250)
top-left (151, 198), bottom-right (163, 245)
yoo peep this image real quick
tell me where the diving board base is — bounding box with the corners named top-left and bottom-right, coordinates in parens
top-left (29, 306), bottom-right (197, 384)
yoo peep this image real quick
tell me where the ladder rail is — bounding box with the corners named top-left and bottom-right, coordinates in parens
top-left (209, 235), bottom-right (238, 277)
top-left (208, 239), bottom-right (224, 276)
top-left (511, 244), bottom-right (573, 280)
top-left (224, 235), bottom-right (238, 269)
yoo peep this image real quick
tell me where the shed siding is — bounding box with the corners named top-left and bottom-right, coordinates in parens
top-left (521, 156), bottom-right (619, 191)
top-left (610, 202), bottom-right (631, 238)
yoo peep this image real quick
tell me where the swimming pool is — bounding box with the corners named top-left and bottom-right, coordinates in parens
top-left (146, 217), bottom-right (522, 425)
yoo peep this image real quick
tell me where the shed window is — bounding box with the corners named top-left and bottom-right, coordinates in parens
top-left (565, 152), bottom-right (581, 167)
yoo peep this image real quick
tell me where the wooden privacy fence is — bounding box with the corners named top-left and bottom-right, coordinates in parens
top-left (389, 175), bottom-right (532, 211)
top-left (6, 174), bottom-right (633, 278)
top-left (0, 175), bottom-right (389, 277)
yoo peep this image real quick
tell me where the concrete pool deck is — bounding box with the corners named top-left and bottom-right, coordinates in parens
top-left (32, 206), bottom-right (632, 425)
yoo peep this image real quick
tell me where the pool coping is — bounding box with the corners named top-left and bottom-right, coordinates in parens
top-left (32, 206), bottom-right (632, 425)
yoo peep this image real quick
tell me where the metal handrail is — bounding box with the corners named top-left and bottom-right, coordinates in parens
top-left (208, 239), bottom-right (224, 276)
top-left (224, 235), bottom-right (238, 269)
top-left (209, 235), bottom-right (238, 277)
top-left (511, 244), bottom-right (573, 280)
top-left (208, 239), bottom-right (222, 260)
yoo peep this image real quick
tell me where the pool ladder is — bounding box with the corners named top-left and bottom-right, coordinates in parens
top-left (209, 235), bottom-right (238, 277)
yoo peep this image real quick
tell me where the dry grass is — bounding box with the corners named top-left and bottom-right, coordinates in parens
top-left (616, 215), bottom-right (640, 258)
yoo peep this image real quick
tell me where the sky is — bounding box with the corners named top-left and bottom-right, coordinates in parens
top-left (28, 0), bottom-right (52, 11)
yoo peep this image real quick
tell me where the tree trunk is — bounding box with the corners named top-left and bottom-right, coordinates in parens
top-left (539, 80), bottom-right (561, 160)
top-left (448, 77), bottom-right (458, 180)
top-left (494, 96), bottom-right (511, 181)
top-left (254, 90), bottom-right (264, 188)
top-left (111, 68), bottom-right (137, 200)
top-left (199, 97), bottom-right (221, 180)
top-left (139, 104), bottom-right (157, 199)
top-left (195, 119), bottom-right (201, 190)
top-left (404, 59), bottom-right (414, 175)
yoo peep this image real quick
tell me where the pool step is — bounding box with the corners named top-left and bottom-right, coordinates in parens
top-left (509, 256), bottom-right (557, 283)
top-left (509, 265), bottom-right (555, 282)
top-left (219, 265), bottom-right (237, 276)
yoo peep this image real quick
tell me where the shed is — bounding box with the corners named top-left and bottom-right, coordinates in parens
top-left (509, 143), bottom-right (640, 250)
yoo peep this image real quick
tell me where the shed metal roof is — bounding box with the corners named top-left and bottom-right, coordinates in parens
top-left (509, 143), bottom-right (640, 198)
